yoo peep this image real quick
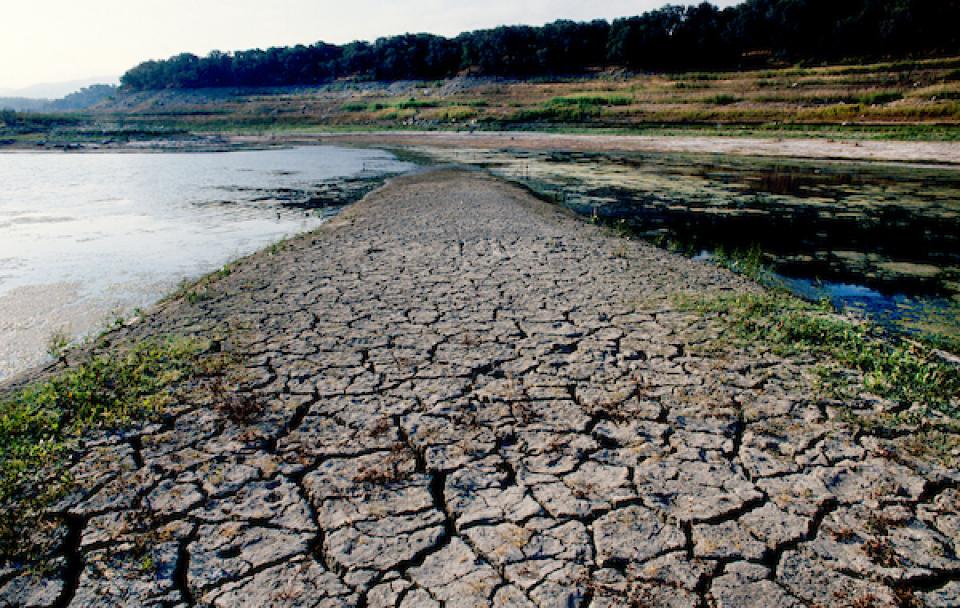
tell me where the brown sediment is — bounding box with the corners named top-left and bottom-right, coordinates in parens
top-left (239, 130), bottom-right (960, 167)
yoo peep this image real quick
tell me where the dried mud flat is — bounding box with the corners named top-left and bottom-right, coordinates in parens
top-left (3, 169), bottom-right (960, 607)
top-left (252, 131), bottom-right (960, 167)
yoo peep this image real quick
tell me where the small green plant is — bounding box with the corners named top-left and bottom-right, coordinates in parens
top-left (185, 288), bottom-right (211, 305)
top-left (678, 292), bottom-right (960, 415)
top-left (45, 328), bottom-right (71, 362)
top-left (707, 94), bottom-right (739, 105)
top-left (712, 244), bottom-right (767, 281)
top-left (139, 554), bottom-right (156, 572)
top-left (104, 308), bottom-right (129, 330)
top-left (613, 218), bottom-right (632, 238)
top-left (0, 336), bottom-right (211, 555)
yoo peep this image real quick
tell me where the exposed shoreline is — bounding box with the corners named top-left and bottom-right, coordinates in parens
top-left (2, 168), bottom-right (957, 607)
top-left (3, 130), bottom-right (960, 167)
top-left (257, 130), bottom-right (960, 167)
top-left (0, 145), bottom-right (413, 384)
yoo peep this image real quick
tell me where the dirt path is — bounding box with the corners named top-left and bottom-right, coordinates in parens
top-left (245, 131), bottom-right (960, 166)
top-left (3, 169), bottom-right (959, 607)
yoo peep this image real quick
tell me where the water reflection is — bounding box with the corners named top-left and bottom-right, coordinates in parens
top-left (0, 145), bottom-right (415, 379)
top-left (420, 146), bottom-right (960, 347)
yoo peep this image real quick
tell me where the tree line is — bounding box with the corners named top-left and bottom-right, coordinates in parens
top-left (120, 0), bottom-right (960, 90)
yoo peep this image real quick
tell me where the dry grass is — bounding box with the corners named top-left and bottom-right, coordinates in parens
top-left (97, 56), bottom-right (960, 136)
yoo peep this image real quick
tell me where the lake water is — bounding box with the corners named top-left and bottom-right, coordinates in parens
top-left (417, 146), bottom-right (960, 350)
top-left (0, 145), bottom-right (415, 381)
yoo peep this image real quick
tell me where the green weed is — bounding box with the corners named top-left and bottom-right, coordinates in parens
top-left (679, 292), bottom-right (960, 415)
top-left (712, 244), bottom-right (767, 281)
top-left (0, 336), bottom-right (211, 555)
top-left (185, 288), bottom-right (211, 305)
top-left (707, 94), bottom-right (739, 105)
top-left (45, 329), bottom-right (71, 363)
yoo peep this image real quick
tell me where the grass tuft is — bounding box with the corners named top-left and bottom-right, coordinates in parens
top-left (0, 336), bottom-right (211, 555)
top-left (706, 94), bottom-right (739, 105)
top-left (679, 292), bottom-right (960, 415)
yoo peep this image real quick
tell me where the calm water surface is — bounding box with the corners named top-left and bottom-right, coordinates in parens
top-left (419, 146), bottom-right (960, 348)
top-left (0, 145), bottom-right (415, 380)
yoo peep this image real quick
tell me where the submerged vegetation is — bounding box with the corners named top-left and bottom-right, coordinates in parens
top-left (416, 146), bottom-right (960, 350)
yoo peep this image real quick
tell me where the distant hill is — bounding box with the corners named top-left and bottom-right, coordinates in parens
top-left (0, 85), bottom-right (118, 113)
top-left (0, 98), bottom-right (50, 112)
top-left (0, 77), bottom-right (118, 100)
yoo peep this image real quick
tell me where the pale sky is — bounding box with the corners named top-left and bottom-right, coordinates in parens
top-left (1, 0), bottom-right (742, 91)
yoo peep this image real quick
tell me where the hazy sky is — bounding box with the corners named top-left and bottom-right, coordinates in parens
top-left (1, 0), bottom-right (742, 90)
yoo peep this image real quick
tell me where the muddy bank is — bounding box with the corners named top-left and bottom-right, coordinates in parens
top-left (250, 130), bottom-right (960, 166)
top-left (2, 169), bottom-right (958, 607)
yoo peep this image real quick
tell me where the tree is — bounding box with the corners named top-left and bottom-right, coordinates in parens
top-left (118, 1), bottom-right (960, 91)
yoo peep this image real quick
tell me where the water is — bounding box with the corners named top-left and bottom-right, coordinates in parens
top-left (779, 276), bottom-right (960, 349)
top-left (416, 146), bottom-right (960, 349)
top-left (0, 145), bottom-right (415, 380)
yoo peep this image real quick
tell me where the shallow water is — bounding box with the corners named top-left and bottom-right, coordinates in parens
top-left (419, 146), bottom-right (960, 348)
top-left (0, 146), bottom-right (415, 380)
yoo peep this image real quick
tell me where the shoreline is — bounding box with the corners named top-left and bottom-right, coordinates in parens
top-left (2, 130), bottom-right (960, 167)
top-left (2, 168), bottom-right (958, 607)
top-left (293, 130), bottom-right (960, 167)
top-left (0, 145), bottom-right (414, 385)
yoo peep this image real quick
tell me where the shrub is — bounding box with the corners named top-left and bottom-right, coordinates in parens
top-left (0, 109), bottom-right (17, 127)
top-left (340, 101), bottom-right (369, 112)
top-left (857, 91), bottom-right (903, 105)
top-left (707, 94), bottom-right (739, 105)
top-left (394, 98), bottom-right (439, 109)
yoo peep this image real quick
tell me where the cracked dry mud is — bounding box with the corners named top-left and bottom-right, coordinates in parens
top-left (3, 168), bottom-right (960, 607)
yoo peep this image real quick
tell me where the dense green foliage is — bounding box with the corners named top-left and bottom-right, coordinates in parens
top-left (121, 0), bottom-right (960, 90)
